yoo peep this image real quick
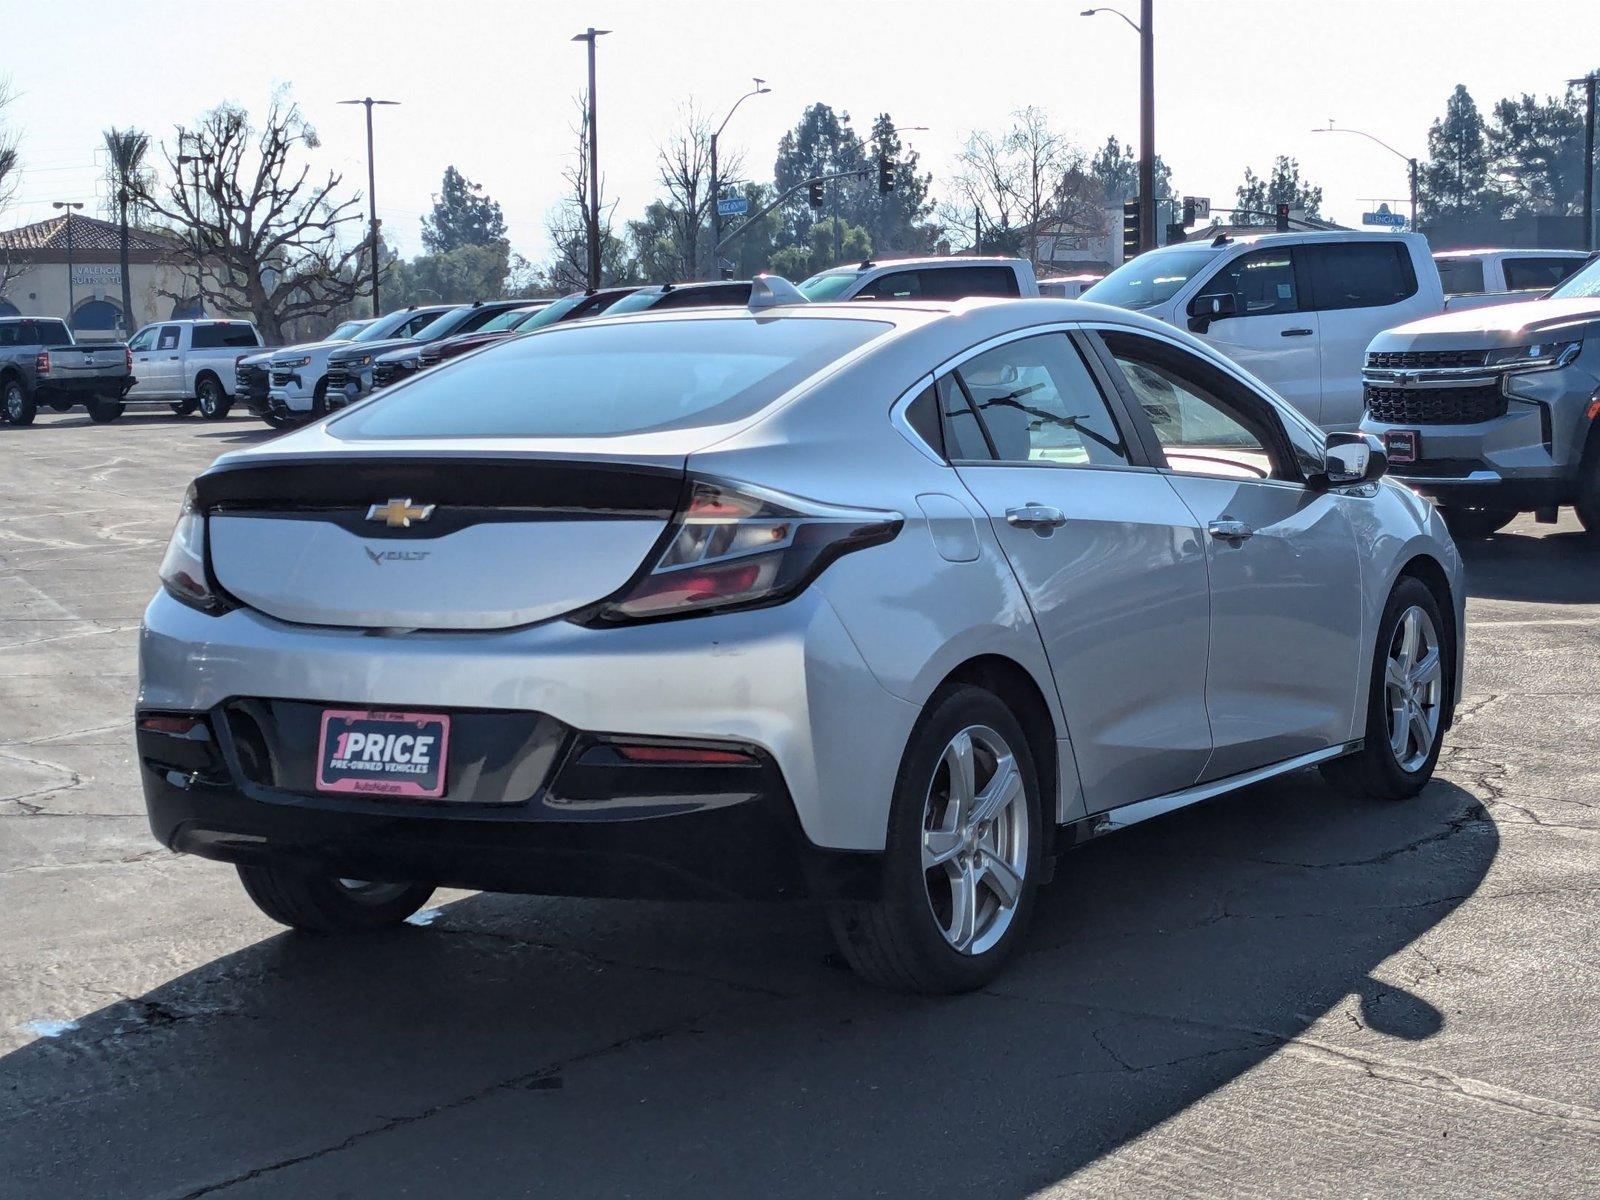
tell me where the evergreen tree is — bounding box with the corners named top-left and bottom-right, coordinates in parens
top-left (420, 166), bottom-right (508, 254)
top-left (1234, 156), bottom-right (1323, 225)
top-left (1419, 85), bottom-right (1496, 222)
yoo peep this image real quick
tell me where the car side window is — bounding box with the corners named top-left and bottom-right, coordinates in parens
top-left (404, 313), bottom-right (439, 335)
top-left (1303, 242), bottom-right (1417, 310)
top-left (934, 374), bottom-right (993, 460)
top-left (1100, 330), bottom-right (1296, 483)
top-left (859, 271), bottom-right (922, 300)
top-left (128, 327), bottom-right (156, 352)
top-left (1503, 257), bottom-right (1582, 291)
top-left (1434, 258), bottom-right (1485, 295)
top-left (0, 324), bottom-right (14, 347)
top-left (157, 326), bottom-right (182, 351)
top-left (920, 266), bottom-right (1021, 300)
top-left (952, 333), bottom-right (1129, 468)
top-left (1194, 248), bottom-right (1300, 317)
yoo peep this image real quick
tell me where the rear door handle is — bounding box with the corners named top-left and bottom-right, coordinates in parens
top-left (1006, 503), bottom-right (1067, 530)
top-left (1208, 518), bottom-right (1253, 542)
top-left (1280, 328), bottom-right (1314, 337)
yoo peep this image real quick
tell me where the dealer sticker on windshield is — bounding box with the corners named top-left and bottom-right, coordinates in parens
top-left (316, 709), bottom-right (450, 799)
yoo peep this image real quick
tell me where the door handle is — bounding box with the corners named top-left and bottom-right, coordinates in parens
top-left (168, 355), bottom-right (180, 360)
top-left (1006, 503), bottom-right (1067, 530)
top-left (1280, 328), bottom-right (1314, 337)
top-left (1208, 518), bottom-right (1253, 542)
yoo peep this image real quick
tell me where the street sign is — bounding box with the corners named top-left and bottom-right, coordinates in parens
top-left (1183, 195), bottom-right (1210, 220)
top-left (1362, 204), bottom-right (1407, 228)
top-left (717, 196), bottom-right (749, 218)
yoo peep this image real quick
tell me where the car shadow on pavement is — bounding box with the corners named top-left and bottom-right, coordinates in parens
top-left (1458, 529), bottom-right (1600, 603)
top-left (1, 773), bottom-right (1494, 1198)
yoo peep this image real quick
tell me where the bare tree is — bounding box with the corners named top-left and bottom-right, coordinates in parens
top-left (101, 127), bottom-right (151, 333)
top-left (540, 96), bottom-right (625, 291)
top-left (0, 80), bottom-right (23, 294)
top-left (652, 102), bottom-right (743, 280)
top-left (136, 95), bottom-right (366, 342)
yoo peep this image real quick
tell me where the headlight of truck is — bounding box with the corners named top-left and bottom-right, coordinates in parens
top-left (281, 354), bottom-right (313, 368)
top-left (1485, 340), bottom-right (1582, 370)
top-left (350, 353), bottom-right (374, 368)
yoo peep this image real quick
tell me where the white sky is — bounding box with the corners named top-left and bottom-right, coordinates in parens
top-left (7, 0), bottom-right (1599, 263)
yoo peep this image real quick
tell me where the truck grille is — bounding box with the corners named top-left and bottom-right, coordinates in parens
top-left (1365, 385), bottom-right (1507, 425)
top-left (236, 362), bottom-right (268, 403)
top-left (326, 364), bottom-right (351, 390)
top-left (1366, 349), bottom-right (1490, 370)
top-left (269, 370), bottom-right (295, 388)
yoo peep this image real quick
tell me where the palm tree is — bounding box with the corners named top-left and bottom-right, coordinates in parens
top-left (101, 127), bottom-right (149, 335)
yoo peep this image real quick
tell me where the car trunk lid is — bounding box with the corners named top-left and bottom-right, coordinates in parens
top-left (197, 455), bottom-right (682, 630)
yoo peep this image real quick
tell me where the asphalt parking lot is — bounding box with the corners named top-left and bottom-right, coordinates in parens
top-left (2, 408), bottom-right (1597, 1199)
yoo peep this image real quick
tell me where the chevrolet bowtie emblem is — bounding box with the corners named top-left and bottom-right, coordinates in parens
top-left (366, 498), bottom-right (435, 528)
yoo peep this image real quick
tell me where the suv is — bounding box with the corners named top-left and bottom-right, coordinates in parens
top-left (264, 306), bottom-right (452, 424)
top-left (1361, 253), bottom-right (1600, 538)
top-left (0, 317), bottom-right (133, 425)
top-left (235, 318), bottom-right (372, 426)
top-left (366, 300), bottom-right (540, 392)
top-left (797, 256), bottom-right (1038, 302)
top-left (124, 319), bottom-right (264, 421)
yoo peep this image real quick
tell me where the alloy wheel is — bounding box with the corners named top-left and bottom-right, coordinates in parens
top-left (1385, 605), bottom-right (1442, 772)
top-left (4, 384), bottom-right (21, 420)
top-left (920, 725), bottom-right (1029, 956)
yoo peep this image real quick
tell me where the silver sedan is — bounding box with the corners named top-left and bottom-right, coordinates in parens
top-left (137, 291), bottom-right (1465, 993)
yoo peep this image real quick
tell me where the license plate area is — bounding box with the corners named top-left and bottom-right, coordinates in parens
top-left (1383, 428), bottom-right (1419, 465)
top-left (316, 709), bottom-right (450, 799)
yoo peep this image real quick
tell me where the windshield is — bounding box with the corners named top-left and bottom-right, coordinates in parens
top-left (604, 289), bottom-right (667, 315)
top-left (1547, 255), bottom-right (1600, 299)
top-left (333, 317), bottom-right (890, 440)
top-left (355, 312), bottom-right (435, 342)
top-left (480, 307), bottom-right (542, 333)
top-left (1082, 249), bottom-right (1219, 310)
top-left (798, 271), bottom-right (861, 301)
top-left (514, 293), bottom-right (587, 331)
top-left (411, 308), bottom-right (477, 340)
top-left (328, 320), bottom-right (368, 340)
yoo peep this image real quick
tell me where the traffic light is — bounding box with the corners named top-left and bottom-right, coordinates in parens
top-left (1275, 202), bottom-right (1291, 232)
top-left (1182, 196), bottom-right (1196, 227)
top-left (808, 180), bottom-right (825, 208)
top-left (1122, 200), bottom-right (1141, 262)
top-left (878, 156), bottom-right (895, 194)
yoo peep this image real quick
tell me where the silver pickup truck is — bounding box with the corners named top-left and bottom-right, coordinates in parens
top-left (0, 317), bottom-right (133, 425)
top-left (123, 318), bottom-right (265, 421)
top-left (1361, 252), bottom-right (1600, 538)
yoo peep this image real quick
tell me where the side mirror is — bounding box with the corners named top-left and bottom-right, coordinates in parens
top-left (1311, 431), bottom-right (1387, 489)
top-left (1186, 291), bottom-right (1236, 333)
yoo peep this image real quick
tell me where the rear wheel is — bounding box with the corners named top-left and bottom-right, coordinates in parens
top-left (1575, 440), bottom-right (1600, 536)
top-left (828, 686), bottom-right (1042, 994)
top-left (197, 374), bottom-right (232, 420)
top-left (1439, 506), bottom-right (1516, 540)
top-left (236, 863), bottom-right (435, 934)
top-left (87, 398), bottom-right (124, 423)
top-left (1321, 576), bottom-right (1447, 800)
top-left (2, 378), bottom-right (34, 425)
top-left (170, 398), bottom-right (198, 416)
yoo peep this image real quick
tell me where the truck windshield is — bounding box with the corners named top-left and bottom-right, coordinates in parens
top-left (798, 272), bottom-right (861, 301)
top-left (1547, 256), bottom-right (1600, 299)
top-left (1082, 250), bottom-right (1219, 310)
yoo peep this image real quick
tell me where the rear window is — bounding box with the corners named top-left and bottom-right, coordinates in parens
top-left (332, 317), bottom-right (889, 440)
top-left (1502, 257), bottom-right (1584, 292)
top-left (191, 323), bottom-right (261, 349)
top-left (1303, 242), bottom-right (1416, 310)
top-left (1435, 257), bottom-right (1485, 295)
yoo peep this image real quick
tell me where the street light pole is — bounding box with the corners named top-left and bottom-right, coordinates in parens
top-left (1312, 122), bottom-right (1421, 230)
top-left (572, 28), bottom-right (611, 290)
top-left (709, 78), bottom-right (770, 280)
top-left (51, 201), bottom-right (84, 320)
top-left (177, 136), bottom-right (210, 312)
top-left (339, 98), bottom-right (399, 317)
top-left (1082, 5), bottom-right (1155, 251)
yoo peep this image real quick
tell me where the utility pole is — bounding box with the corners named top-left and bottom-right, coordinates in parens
top-left (709, 79), bottom-right (770, 280)
top-left (572, 28), bottom-right (611, 289)
top-left (339, 98), bottom-right (399, 317)
top-left (51, 201), bottom-right (84, 319)
top-left (1408, 157), bottom-right (1420, 233)
top-left (177, 134), bottom-right (209, 312)
top-left (1572, 72), bottom-right (1597, 252)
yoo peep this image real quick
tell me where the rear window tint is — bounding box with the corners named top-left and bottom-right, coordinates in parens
top-left (191, 323), bottom-right (261, 349)
top-left (1502, 257), bottom-right (1583, 291)
top-left (333, 317), bottom-right (890, 440)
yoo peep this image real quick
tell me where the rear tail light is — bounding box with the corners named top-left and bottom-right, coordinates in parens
top-left (578, 477), bottom-right (901, 625)
top-left (612, 743), bottom-right (756, 765)
top-left (125, 346), bottom-right (133, 371)
top-left (137, 713), bottom-right (210, 738)
top-left (35, 351), bottom-right (49, 375)
top-left (157, 485), bottom-right (229, 614)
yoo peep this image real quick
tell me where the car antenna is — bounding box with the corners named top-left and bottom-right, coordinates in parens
top-left (858, 258), bottom-right (875, 270)
top-left (747, 274), bottom-right (808, 310)
top-left (660, 281), bottom-right (675, 293)
top-left (1211, 233), bottom-right (1232, 247)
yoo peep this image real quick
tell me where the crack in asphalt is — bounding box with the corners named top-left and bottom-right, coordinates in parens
top-left (169, 995), bottom-right (777, 1199)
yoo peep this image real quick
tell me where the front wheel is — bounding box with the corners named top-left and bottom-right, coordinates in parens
top-left (828, 686), bottom-right (1042, 994)
top-left (3, 378), bottom-right (35, 425)
top-left (1439, 506), bottom-right (1516, 540)
top-left (236, 863), bottom-right (435, 934)
top-left (1321, 577), bottom-right (1448, 800)
top-left (1575, 440), bottom-right (1600, 536)
top-left (197, 375), bottom-right (232, 420)
top-left (87, 399), bottom-right (125, 423)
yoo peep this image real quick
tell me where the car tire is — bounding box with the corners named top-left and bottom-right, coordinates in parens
top-left (1575, 435), bottom-right (1600, 536)
top-left (261, 410), bottom-right (299, 430)
top-left (236, 863), bottom-right (435, 934)
top-left (1439, 506), bottom-right (1516, 540)
top-left (170, 399), bottom-right (198, 416)
top-left (827, 685), bottom-right (1043, 994)
top-left (197, 374), bottom-right (232, 420)
top-left (310, 378), bottom-right (330, 419)
top-left (1320, 576), bottom-right (1449, 800)
top-left (4, 377), bottom-right (36, 425)
top-left (87, 399), bottom-right (125, 424)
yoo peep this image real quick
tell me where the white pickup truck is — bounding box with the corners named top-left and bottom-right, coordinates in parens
top-left (1434, 248), bottom-right (1589, 304)
top-left (797, 256), bottom-right (1039, 302)
top-left (123, 319), bottom-right (264, 421)
top-left (1082, 230), bottom-right (1552, 430)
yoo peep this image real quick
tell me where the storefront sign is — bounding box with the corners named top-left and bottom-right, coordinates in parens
top-left (70, 264), bottom-right (122, 287)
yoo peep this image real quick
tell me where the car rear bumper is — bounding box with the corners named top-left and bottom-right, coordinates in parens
top-left (36, 375), bottom-right (132, 399)
top-left (137, 711), bottom-right (879, 901)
